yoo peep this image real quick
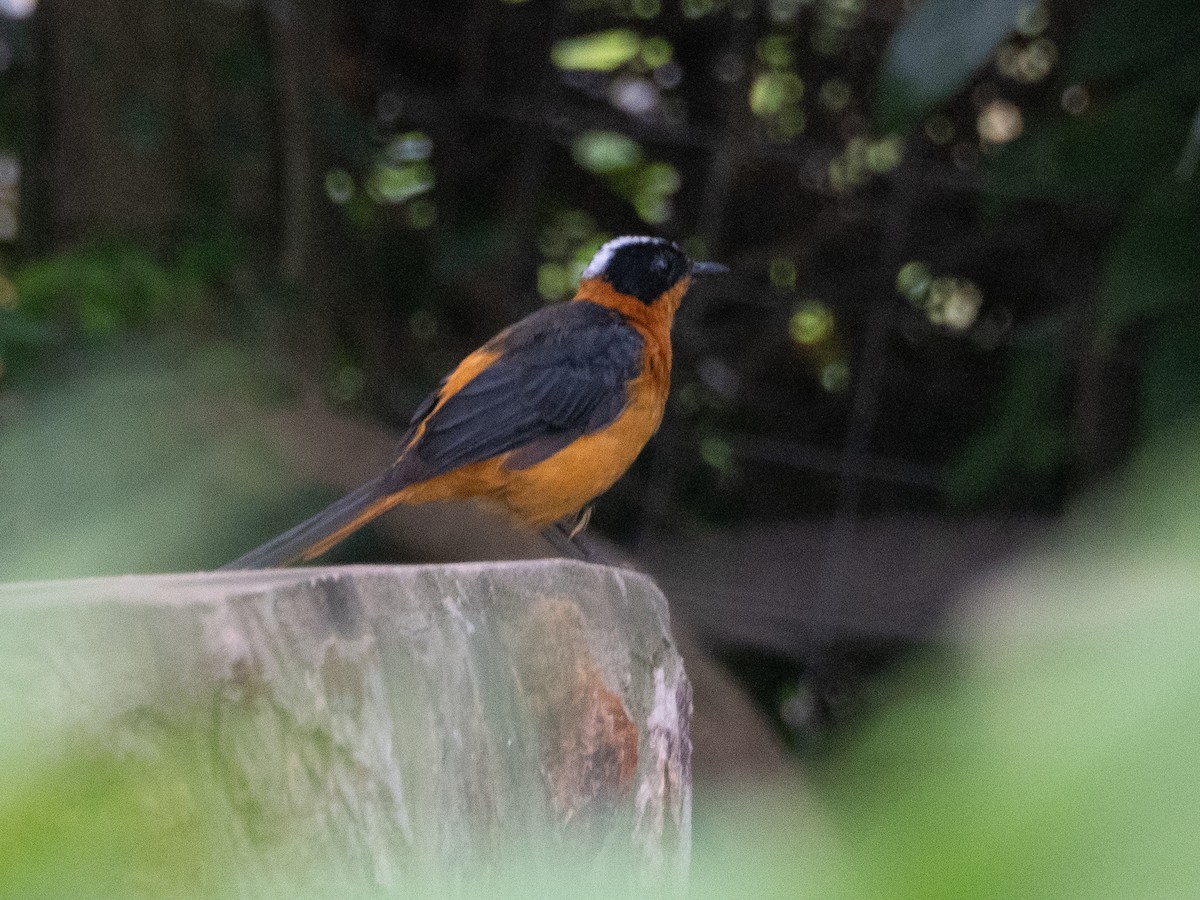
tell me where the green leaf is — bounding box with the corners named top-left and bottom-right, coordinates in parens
top-left (369, 160), bottom-right (435, 204)
top-left (945, 337), bottom-right (1068, 504)
top-left (552, 29), bottom-right (642, 72)
top-left (1067, 0), bottom-right (1200, 83)
top-left (875, 0), bottom-right (1029, 134)
top-left (571, 131), bottom-right (643, 174)
top-left (986, 66), bottom-right (1197, 203)
top-left (1139, 308), bottom-right (1200, 435)
top-left (1096, 177), bottom-right (1200, 340)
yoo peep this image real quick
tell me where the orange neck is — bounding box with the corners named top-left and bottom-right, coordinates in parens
top-left (573, 276), bottom-right (690, 338)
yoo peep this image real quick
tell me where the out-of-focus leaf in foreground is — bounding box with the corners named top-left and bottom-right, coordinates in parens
top-left (814, 420), bottom-right (1200, 899)
top-left (0, 342), bottom-right (308, 580)
top-left (0, 737), bottom-right (220, 900)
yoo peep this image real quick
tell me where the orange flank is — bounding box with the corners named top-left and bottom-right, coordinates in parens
top-left (393, 356), bottom-right (670, 527)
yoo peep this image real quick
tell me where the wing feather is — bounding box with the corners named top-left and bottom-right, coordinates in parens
top-left (406, 302), bottom-right (642, 475)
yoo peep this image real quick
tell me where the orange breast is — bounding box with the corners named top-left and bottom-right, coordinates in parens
top-left (492, 353), bottom-right (669, 525)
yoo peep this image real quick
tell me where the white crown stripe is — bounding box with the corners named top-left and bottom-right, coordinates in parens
top-left (581, 235), bottom-right (681, 279)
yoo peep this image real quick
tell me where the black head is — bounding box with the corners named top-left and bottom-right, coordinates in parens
top-left (581, 236), bottom-right (694, 304)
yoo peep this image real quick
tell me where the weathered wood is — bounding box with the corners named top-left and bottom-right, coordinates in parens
top-left (0, 561), bottom-right (691, 893)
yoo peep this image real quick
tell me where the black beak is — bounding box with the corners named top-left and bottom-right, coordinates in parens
top-left (691, 261), bottom-right (730, 275)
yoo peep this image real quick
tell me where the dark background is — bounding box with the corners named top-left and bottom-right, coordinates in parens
top-left (2, 0), bottom-right (1199, 763)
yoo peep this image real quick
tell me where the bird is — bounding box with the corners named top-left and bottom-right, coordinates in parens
top-left (221, 235), bottom-right (727, 569)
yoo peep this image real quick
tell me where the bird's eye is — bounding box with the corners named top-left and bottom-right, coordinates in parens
top-left (651, 254), bottom-right (669, 272)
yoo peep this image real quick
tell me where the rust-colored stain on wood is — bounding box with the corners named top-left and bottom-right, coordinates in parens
top-left (511, 596), bottom-right (639, 822)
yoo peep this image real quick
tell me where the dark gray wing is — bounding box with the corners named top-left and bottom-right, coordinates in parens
top-left (407, 301), bottom-right (643, 475)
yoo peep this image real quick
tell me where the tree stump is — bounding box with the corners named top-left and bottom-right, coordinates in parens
top-left (0, 561), bottom-right (691, 894)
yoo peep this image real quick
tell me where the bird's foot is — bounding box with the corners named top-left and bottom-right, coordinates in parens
top-left (542, 508), bottom-right (595, 560)
top-left (567, 505), bottom-right (593, 540)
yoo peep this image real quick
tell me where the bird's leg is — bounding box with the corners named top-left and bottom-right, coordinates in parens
top-left (568, 504), bottom-right (593, 540)
top-left (542, 521), bottom-right (585, 559)
top-left (541, 507), bottom-right (595, 560)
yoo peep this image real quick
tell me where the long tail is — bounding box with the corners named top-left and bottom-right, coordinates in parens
top-left (220, 471), bottom-right (404, 570)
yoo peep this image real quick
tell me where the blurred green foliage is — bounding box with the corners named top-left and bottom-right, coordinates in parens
top-left (1064, 0), bottom-right (1200, 83)
top-left (0, 345), bottom-right (317, 580)
top-left (888, 0), bottom-right (1200, 502)
top-left (571, 131), bottom-right (681, 225)
top-left (552, 28), bottom-right (646, 71)
top-left (816, 421), bottom-right (1200, 899)
top-left (0, 738), bottom-right (220, 899)
top-left (0, 232), bottom-right (241, 384)
top-left (536, 209), bottom-right (610, 300)
top-left (944, 336), bottom-right (1068, 503)
top-left (16, 242), bottom-right (198, 336)
top-left (750, 32), bottom-right (806, 140)
top-left (871, 0), bottom-right (1200, 503)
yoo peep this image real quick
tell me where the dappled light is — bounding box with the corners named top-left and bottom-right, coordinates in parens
top-left (977, 99), bottom-right (1024, 145)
